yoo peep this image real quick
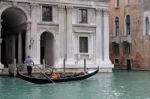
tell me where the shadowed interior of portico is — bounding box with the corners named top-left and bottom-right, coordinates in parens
top-left (1, 7), bottom-right (27, 67)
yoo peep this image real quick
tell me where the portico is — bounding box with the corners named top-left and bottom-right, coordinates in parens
top-left (0, 6), bottom-right (29, 67)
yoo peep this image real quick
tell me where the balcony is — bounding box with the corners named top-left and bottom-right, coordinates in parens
top-left (111, 36), bottom-right (120, 44)
top-left (121, 35), bottom-right (131, 43)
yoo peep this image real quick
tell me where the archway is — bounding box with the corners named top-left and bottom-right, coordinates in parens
top-left (40, 32), bottom-right (54, 66)
top-left (1, 7), bottom-right (27, 67)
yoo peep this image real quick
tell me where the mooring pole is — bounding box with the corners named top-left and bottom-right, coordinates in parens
top-left (13, 58), bottom-right (16, 76)
top-left (42, 59), bottom-right (45, 74)
top-left (84, 59), bottom-right (86, 73)
top-left (63, 58), bottom-right (66, 74)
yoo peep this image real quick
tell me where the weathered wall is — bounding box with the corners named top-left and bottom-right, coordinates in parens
top-left (109, 0), bottom-right (150, 70)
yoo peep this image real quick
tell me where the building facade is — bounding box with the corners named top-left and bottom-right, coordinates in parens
top-left (0, 0), bottom-right (113, 71)
top-left (109, 0), bottom-right (150, 70)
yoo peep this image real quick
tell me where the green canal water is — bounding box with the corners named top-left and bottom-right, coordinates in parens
top-left (0, 70), bottom-right (150, 99)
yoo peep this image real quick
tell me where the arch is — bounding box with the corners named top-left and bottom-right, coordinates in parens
top-left (0, 5), bottom-right (30, 21)
top-left (125, 15), bottom-right (130, 35)
top-left (115, 17), bottom-right (119, 36)
top-left (39, 30), bottom-right (55, 38)
top-left (40, 31), bottom-right (54, 66)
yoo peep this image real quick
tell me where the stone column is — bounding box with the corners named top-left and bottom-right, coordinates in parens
top-left (66, 5), bottom-right (75, 66)
top-left (0, 19), bottom-right (4, 69)
top-left (26, 22), bottom-right (31, 58)
top-left (12, 34), bottom-right (16, 61)
top-left (101, 8), bottom-right (114, 70)
top-left (56, 5), bottom-right (66, 67)
top-left (103, 9), bottom-right (110, 62)
top-left (96, 8), bottom-right (103, 65)
top-left (30, 3), bottom-right (40, 64)
top-left (18, 32), bottom-right (22, 64)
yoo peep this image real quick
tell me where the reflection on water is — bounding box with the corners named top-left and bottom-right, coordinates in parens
top-left (0, 70), bottom-right (150, 99)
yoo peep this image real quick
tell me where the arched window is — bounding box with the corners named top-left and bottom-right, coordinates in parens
top-left (146, 17), bottom-right (149, 35)
top-left (126, 15), bottom-right (130, 35)
top-left (115, 17), bottom-right (119, 36)
top-left (115, 0), bottom-right (120, 8)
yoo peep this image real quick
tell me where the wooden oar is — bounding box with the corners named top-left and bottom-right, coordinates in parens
top-left (40, 71), bottom-right (55, 84)
top-left (36, 65), bottom-right (55, 84)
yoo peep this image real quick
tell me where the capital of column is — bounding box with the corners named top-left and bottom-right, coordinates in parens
top-left (58, 4), bottom-right (66, 9)
top-left (102, 8), bottom-right (109, 13)
top-left (26, 22), bottom-right (31, 32)
top-left (0, 38), bottom-right (2, 44)
top-left (58, 4), bottom-right (66, 13)
top-left (96, 7), bottom-right (103, 12)
top-left (66, 5), bottom-right (73, 9)
top-left (96, 8), bottom-right (103, 16)
top-left (30, 3), bottom-right (39, 9)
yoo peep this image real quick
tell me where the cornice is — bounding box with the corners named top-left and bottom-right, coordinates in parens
top-left (5, 0), bottom-right (108, 8)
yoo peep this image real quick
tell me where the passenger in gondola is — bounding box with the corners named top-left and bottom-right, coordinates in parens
top-left (51, 73), bottom-right (61, 79)
top-left (79, 72), bottom-right (85, 76)
top-left (24, 56), bottom-right (34, 76)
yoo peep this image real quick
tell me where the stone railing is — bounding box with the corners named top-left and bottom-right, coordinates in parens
top-left (121, 35), bottom-right (132, 43)
top-left (111, 36), bottom-right (120, 44)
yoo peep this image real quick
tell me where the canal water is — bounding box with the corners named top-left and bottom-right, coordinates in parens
top-left (0, 70), bottom-right (150, 99)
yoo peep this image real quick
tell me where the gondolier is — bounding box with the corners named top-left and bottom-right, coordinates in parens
top-left (24, 56), bottom-right (34, 76)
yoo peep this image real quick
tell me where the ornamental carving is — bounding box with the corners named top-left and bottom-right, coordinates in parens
top-left (20, 3), bottom-right (31, 16)
top-left (0, 1), bottom-right (11, 9)
top-left (12, 1), bottom-right (17, 6)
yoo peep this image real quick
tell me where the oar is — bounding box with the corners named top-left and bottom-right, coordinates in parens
top-left (36, 65), bottom-right (55, 84)
top-left (40, 71), bottom-right (55, 84)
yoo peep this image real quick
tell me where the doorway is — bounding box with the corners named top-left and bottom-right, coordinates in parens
top-left (127, 59), bottom-right (131, 70)
top-left (40, 32), bottom-right (54, 66)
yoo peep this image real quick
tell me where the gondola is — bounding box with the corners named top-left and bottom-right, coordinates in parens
top-left (17, 68), bottom-right (99, 84)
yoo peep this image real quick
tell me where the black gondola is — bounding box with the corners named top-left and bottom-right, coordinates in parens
top-left (17, 68), bottom-right (99, 84)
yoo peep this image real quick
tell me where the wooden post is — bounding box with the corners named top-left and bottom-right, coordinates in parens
top-left (84, 59), bottom-right (86, 73)
top-left (8, 58), bottom-right (16, 77)
top-left (14, 58), bottom-right (16, 76)
top-left (42, 59), bottom-right (45, 74)
top-left (63, 58), bottom-right (66, 74)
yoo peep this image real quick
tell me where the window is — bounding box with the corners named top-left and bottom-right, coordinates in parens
top-left (79, 9), bottom-right (88, 23)
top-left (42, 6), bottom-right (52, 21)
top-left (125, 0), bottom-right (130, 5)
top-left (146, 17), bottom-right (149, 35)
top-left (115, 17), bottom-right (119, 36)
top-left (112, 43), bottom-right (119, 54)
top-left (126, 15), bottom-right (130, 35)
top-left (124, 43), bottom-right (131, 54)
top-left (115, 0), bottom-right (120, 8)
top-left (114, 59), bottom-right (120, 65)
top-left (79, 37), bottom-right (88, 53)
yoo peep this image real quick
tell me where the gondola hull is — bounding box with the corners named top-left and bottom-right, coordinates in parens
top-left (17, 69), bottom-right (99, 84)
